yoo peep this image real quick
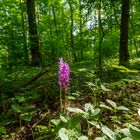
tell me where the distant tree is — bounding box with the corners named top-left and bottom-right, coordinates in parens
top-left (119, 0), bottom-right (130, 66)
top-left (68, 0), bottom-right (77, 62)
top-left (27, 0), bottom-right (41, 66)
top-left (20, 0), bottom-right (29, 65)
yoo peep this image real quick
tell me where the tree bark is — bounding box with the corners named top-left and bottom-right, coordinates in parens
top-left (79, 0), bottom-right (84, 60)
top-left (119, 0), bottom-right (130, 66)
top-left (27, 0), bottom-right (41, 66)
top-left (98, 0), bottom-right (104, 75)
top-left (68, 0), bottom-right (77, 62)
top-left (20, 0), bottom-right (29, 65)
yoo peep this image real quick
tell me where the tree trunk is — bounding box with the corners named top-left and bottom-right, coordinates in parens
top-left (20, 0), bottom-right (29, 65)
top-left (119, 0), bottom-right (130, 66)
top-left (98, 0), bottom-right (104, 75)
top-left (68, 0), bottom-right (77, 62)
top-left (27, 0), bottom-right (41, 66)
top-left (79, 0), bottom-right (84, 60)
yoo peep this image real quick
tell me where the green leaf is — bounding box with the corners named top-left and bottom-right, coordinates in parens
top-left (92, 108), bottom-right (100, 116)
top-left (23, 104), bottom-right (36, 111)
top-left (102, 126), bottom-right (115, 140)
top-left (51, 119), bottom-right (61, 126)
top-left (121, 137), bottom-right (133, 140)
top-left (60, 115), bottom-right (68, 123)
top-left (100, 104), bottom-right (113, 111)
top-left (129, 126), bottom-right (140, 140)
top-left (95, 137), bottom-right (105, 140)
top-left (84, 103), bottom-right (93, 112)
top-left (66, 96), bottom-right (76, 100)
top-left (100, 85), bottom-right (110, 91)
top-left (11, 104), bottom-right (22, 113)
top-left (0, 127), bottom-right (7, 134)
top-left (86, 82), bottom-right (95, 87)
top-left (58, 128), bottom-right (69, 140)
top-left (14, 96), bottom-right (26, 102)
top-left (106, 99), bottom-right (117, 108)
top-left (67, 107), bottom-right (85, 114)
top-left (138, 109), bottom-right (140, 116)
top-left (19, 113), bottom-right (32, 122)
top-left (78, 136), bottom-right (88, 140)
top-left (121, 128), bottom-right (131, 137)
top-left (78, 68), bottom-right (87, 72)
top-left (117, 106), bottom-right (129, 111)
top-left (36, 125), bottom-right (48, 131)
top-left (88, 121), bottom-right (100, 129)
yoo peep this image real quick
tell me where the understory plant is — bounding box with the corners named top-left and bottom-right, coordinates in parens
top-left (58, 58), bottom-right (70, 112)
top-left (51, 101), bottom-right (140, 140)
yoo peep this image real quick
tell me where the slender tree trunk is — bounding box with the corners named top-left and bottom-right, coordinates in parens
top-left (27, 0), bottom-right (41, 66)
top-left (79, 0), bottom-right (84, 60)
top-left (68, 0), bottom-right (77, 62)
top-left (98, 0), bottom-right (104, 75)
top-left (119, 0), bottom-right (130, 66)
top-left (20, 0), bottom-right (29, 65)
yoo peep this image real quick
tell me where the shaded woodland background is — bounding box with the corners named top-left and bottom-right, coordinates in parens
top-left (0, 0), bottom-right (140, 68)
top-left (0, 0), bottom-right (140, 140)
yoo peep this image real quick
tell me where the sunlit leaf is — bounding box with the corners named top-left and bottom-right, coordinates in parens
top-left (129, 126), bottom-right (140, 140)
top-left (0, 127), bottom-right (7, 134)
top-left (60, 115), bottom-right (68, 123)
top-left (100, 104), bottom-right (113, 111)
top-left (19, 113), bottom-right (32, 122)
top-left (78, 136), bottom-right (88, 140)
top-left (100, 85), bottom-right (110, 91)
top-left (138, 109), bottom-right (140, 116)
top-left (102, 126), bottom-right (115, 140)
top-left (58, 128), bottom-right (69, 140)
top-left (11, 104), bottom-right (22, 113)
top-left (51, 119), bottom-right (61, 126)
top-left (67, 107), bottom-right (85, 114)
top-left (106, 99), bottom-right (117, 108)
top-left (117, 106), bottom-right (129, 111)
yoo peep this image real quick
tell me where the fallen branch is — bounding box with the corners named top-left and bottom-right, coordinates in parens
top-left (23, 67), bottom-right (50, 87)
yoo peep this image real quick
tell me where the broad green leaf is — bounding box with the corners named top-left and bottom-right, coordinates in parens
top-left (0, 127), bottom-right (7, 134)
top-left (100, 104), bottom-right (113, 111)
top-left (58, 128), bottom-right (69, 140)
top-left (86, 82), bottom-right (95, 87)
top-left (88, 121), bottom-right (100, 129)
top-left (78, 136), bottom-right (88, 140)
top-left (121, 128), bottom-right (131, 137)
top-left (14, 96), bottom-right (26, 102)
top-left (95, 137), bottom-right (105, 140)
top-left (102, 126), bottom-right (115, 140)
top-left (23, 104), bottom-right (36, 111)
top-left (78, 68), bottom-right (87, 72)
top-left (100, 85), bottom-right (110, 91)
top-left (11, 104), bottom-right (22, 113)
top-left (36, 125), bottom-right (48, 131)
top-left (19, 113), bottom-right (32, 122)
top-left (138, 109), bottom-right (140, 116)
top-left (117, 106), bottom-right (129, 111)
top-left (129, 126), bottom-right (140, 140)
top-left (121, 137), bottom-right (133, 140)
top-left (66, 96), bottom-right (76, 100)
top-left (106, 99), bottom-right (117, 108)
top-left (67, 107), bottom-right (85, 114)
top-left (92, 108), bottom-right (100, 116)
top-left (84, 103), bottom-right (93, 112)
top-left (60, 115), bottom-right (68, 123)
top-left (51, 119), bottom-right (61, 126)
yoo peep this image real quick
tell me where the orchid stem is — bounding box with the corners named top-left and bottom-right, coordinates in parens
top-left (60, 87), bottom-right (63, 113)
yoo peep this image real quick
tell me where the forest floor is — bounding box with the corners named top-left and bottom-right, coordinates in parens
top-left (0, 61), bottom-right (140, 140)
